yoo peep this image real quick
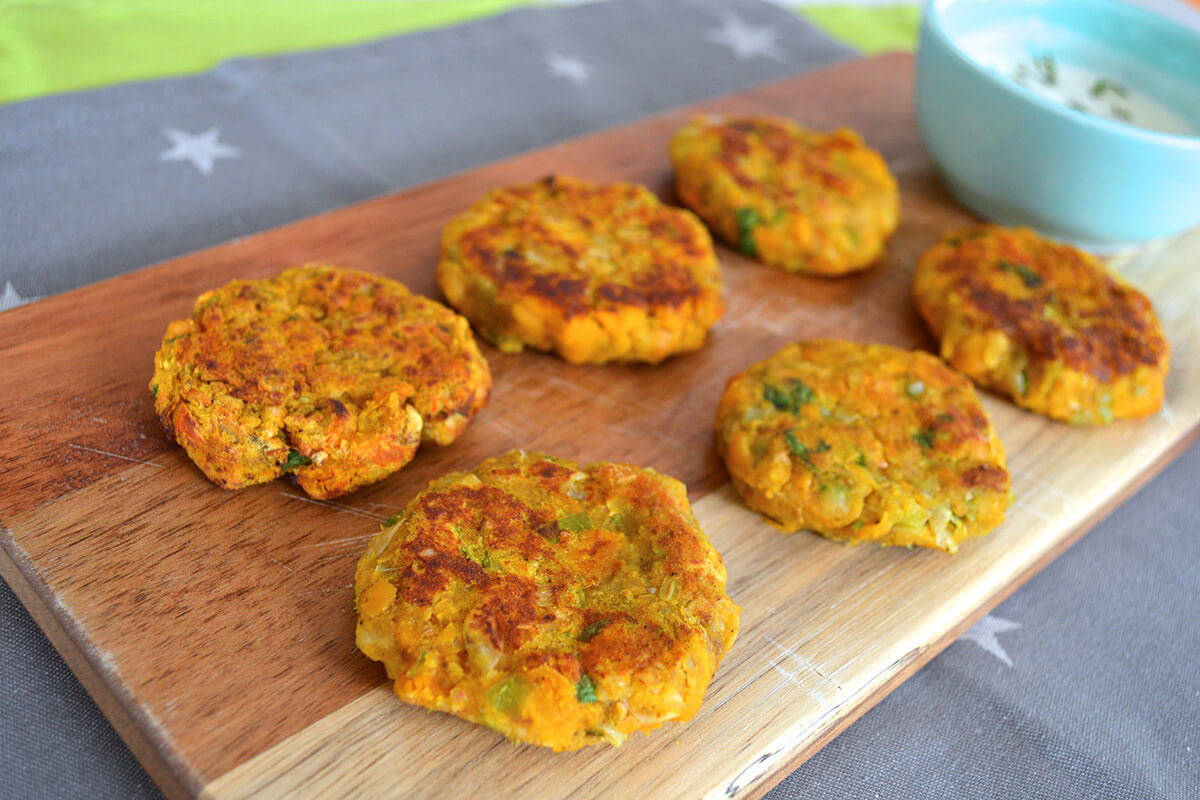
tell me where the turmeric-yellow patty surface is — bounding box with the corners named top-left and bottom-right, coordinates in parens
top-left (670, 115), bottom-right (899, 275)
top-left (437, 174), bottom-right (723, 364)
top-left (715, 340), bottom-right (1009, 552)
top-left (152, 265), bottom-right (491, 499)
top-left (355, 450), bottom-right (740, 750)
top-left (913, 226), bottom-right (1169, 425)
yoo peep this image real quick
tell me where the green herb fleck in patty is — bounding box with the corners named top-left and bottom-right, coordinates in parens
top-left (579, 620), bottom-right (611, 642)
top-left (764, 379), bottom-right (814, 414)
top-left (998, 260), bottom-right (1044, 289)
top-left (784, 432), bottom-right (830, 468)
top-left (284, 449), bottom-right (312, 471)
top-left (912, 428), bottom-right (936, 450)
top-left (556, 512), bottom-right (592, 533)
top-left (576, 673), bottom-right (598, 703)
top-left (734, 207), bottom-right (762, 257)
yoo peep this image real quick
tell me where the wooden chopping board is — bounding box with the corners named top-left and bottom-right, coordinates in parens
top-left (2, 54), bottom-right (1199, 800)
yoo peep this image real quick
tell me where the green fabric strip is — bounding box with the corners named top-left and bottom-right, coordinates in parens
top-left (0, 0), bottom-right (524, 106)
top-left (0, 1), bottom-right (922, 107)
top-left (795, 4), bottom-right (921, 55)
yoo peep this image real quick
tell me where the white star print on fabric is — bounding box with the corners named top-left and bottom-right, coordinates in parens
top-left (705, 13), bottom-right (786, 62)
top-left (158, 127), bottom-right (241, 176)
top-left (960, 614), bottom-right (1022, 667)
top-left (546, 52), bottom-right (591, 85)
top-left (0, 281), bottom-right (42, 312)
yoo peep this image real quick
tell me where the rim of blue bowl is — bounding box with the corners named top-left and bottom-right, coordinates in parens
top-left (924, 0), bottom-right (1200, 148)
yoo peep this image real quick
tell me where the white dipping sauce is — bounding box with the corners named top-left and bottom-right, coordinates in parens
top-left (961, 23), bottom-right (1198, 137)
top-left (996, 54), bottom-right (1195, 136)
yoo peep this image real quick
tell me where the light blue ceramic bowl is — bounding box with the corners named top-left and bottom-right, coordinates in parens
top-left (916, 0), bottom-right (1200, 249)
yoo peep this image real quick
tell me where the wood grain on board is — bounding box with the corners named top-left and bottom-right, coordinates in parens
top-left (2, 54), bottom-right (1198, 800)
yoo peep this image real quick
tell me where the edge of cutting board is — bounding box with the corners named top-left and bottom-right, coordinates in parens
top-left (4, 53), bottom-right (1199, 799)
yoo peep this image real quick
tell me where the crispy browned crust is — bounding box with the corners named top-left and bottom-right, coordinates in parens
top-left (151, 265), bottom-right (491, 498)
top-left (669, 115), bottom-right (899, 275)
top-left (355, 450), bottom-right (740, 750)
top-left (913, 226), bottom-right (1169, 424)
top-left (436, 175), bottom-right (724, 364)
top-left (715, 340), bottom-right (1009, 552)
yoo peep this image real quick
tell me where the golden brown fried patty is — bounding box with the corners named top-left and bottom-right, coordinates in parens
top-left (715, 340), bottom-right (1009, 552)
top-left (913, 226), bottom-right (1169, 425)
top-left (355, 450), bottom-right (740, 751)
top-left (436, 175), bottom-right (723, 364)
top-left (669, 115), bottom-right (899, 276)
top-left (151, 265), bottom-right (491, 499)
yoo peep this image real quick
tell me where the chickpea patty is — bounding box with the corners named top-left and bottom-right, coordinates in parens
top-left (355, 450), bottom-right (740, 751)
top-left (715, 340), bottom-right (1009, 552)
top-left (436, 175), bottom-right (723, 364)
top-left (669, 115), bottom-right (899, 276)
top-left (151, 265), bottom-right (491, 499)
top-left (913, 226), bottom-right (1169, 425)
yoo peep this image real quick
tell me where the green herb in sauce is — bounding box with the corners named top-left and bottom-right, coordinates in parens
top-left (1013, 53), bottom-right (1057, 86)
top-left (1001, 52), bottom-right (1192, 135)
top-left (1031, 53), bottom-right (1057, 85)
top-left (1090, 79), bottom-right (1128, 99)
top-left (912, 428), bottom-right (936, 450)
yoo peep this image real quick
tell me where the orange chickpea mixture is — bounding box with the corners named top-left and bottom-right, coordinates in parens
top-left (914, 226), bottom-right (1169, 425)
top-left (355, 450), bottom-right (740, 750)
top-left (716, 340), bottom-right (1009, 552)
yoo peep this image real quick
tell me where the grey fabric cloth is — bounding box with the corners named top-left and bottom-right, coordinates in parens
top-left (0, 0), bottom-right (849, 303)
top-left (1, 1), bottom-right (1197, 798)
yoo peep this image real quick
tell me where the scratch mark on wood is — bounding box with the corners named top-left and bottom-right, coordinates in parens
top-left (1011, 498), bottom-right (1053, 523)
top-left (280, 492), bottom-right (386, 522)
top-left (1033, 481), bottom-right (1077, 505)
top-left (357, 499), bottom-right (399, 511)
top-left (703, 662), bottom-right (785, 716)
top-left (304, 533), bottom-right (379, 549)
top-left (308, 552), bottom-right (360, 568)
top-left (541, 374), bottom-right (662, 419)
top-left (765, 635), bottom-right (844, 691)
top-left (293, 583), bottom-right (354, 598)
top-left (266, 554), bottom-right (296, 573)
top-left (65, 442), bottom-right (165, 469)
top-left (767, 659), bottom-right (826, 703)
top-left (479, 411), bottom-right (527, 443)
